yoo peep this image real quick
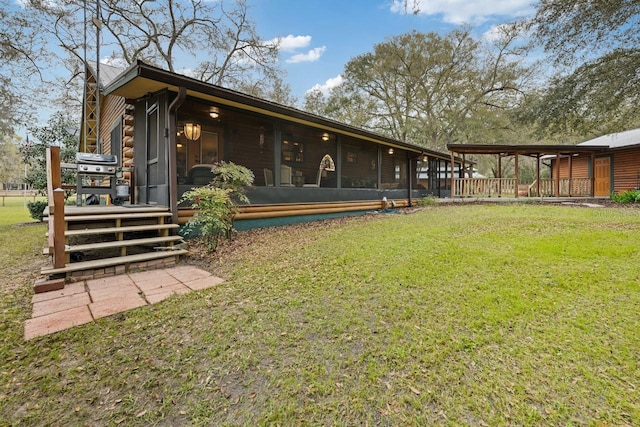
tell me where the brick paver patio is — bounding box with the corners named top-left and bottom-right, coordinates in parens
top-left (25, 265), bottom-right (224, 340)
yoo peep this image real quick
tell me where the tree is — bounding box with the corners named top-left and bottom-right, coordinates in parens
top-left (313, 28), bottom-right (529, 152)
top-left (526, 0), bottom-right (640, 135)
top-left (29, 0), bottom-right (291, 104)
top-left (21, 113), bottom-right (79, 196)
top-left (0, 1), bottom-right (48, 134)
top-left (0, 133), bottom-right (24, 188)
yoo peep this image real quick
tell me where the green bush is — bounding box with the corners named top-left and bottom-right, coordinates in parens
top-left (27, 200), bottom-right (48, 221)
top-left (180, 162), bottom-right (254, 251)
top-left (611, 189), bottom-right (640, 204)
top-left (416, 195), bottom-right (439, 207)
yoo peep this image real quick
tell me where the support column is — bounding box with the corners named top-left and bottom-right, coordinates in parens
top-left (568, 153), bottom-right (573, 196)
top-left (536, 154), bottom-right (541, 197)
top-left (450, 151), bottom-right (455, 198)
top-left (514, 152), bottom-right (519, 198)
top-left (590, 153), bottom-right (595, 197)
top-left (555, 153), bottom-right (561, 198)
top-left (497, 155), bottom-right (502, 197)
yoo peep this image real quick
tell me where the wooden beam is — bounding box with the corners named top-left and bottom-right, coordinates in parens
top-left (497, 155), bottom-right (502, 197)
top-left (536, 154), bottom-right (540, 197)
top-left (52, 188), bottom-right (66, 269)
top-left (450, 151), bottom-right (455, 198)
top-left (568, 154), bottom-right (573, 196)
top-left (553, 153), bottom-right (560, 197)
top-left (514, 152), bottom-right (519, 198)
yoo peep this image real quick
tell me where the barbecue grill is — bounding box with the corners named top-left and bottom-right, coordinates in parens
top-left (75, 153), bottom-right (118, 206)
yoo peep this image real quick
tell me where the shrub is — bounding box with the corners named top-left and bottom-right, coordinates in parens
top-left (416, 195), bottom-right (439, 207)
top-left (180, 162), bottom-right (254, 251)
top-left (611, 189), bottom-right (640, 204)
top-left (27, 200), bottom-right (48, 222)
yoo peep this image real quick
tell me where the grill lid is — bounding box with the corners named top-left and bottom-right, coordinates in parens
top-left (76, 153), bottom-right (118, 165)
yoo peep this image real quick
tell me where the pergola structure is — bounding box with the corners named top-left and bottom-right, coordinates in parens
top-left (447, 144), bottom-right (609, 198)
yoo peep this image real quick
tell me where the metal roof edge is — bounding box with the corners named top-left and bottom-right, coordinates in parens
top-left (104, 61), bottom-right (455, 160)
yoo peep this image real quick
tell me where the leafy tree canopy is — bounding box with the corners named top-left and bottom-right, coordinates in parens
top-left (306, 27), bottom-right (531, 152)
top-left (526, 0), bottom-right (640, 135)
top-left (21, 113), bottom-right (79, 196)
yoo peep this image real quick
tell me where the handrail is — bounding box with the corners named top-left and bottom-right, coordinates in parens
top-left (46, 146), bottom-right (66, 268)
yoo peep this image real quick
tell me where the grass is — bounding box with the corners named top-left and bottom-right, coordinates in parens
top-left (0, 196), bottom-right (45, 226)
top-left (1, 204), bottom-right (640, 425)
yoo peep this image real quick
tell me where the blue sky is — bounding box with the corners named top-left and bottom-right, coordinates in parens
top-left (250, 0), bottom-right (536, 101)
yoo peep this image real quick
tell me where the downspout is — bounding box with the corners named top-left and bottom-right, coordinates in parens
top-left (168, 87), bottom-right (187, 226)
top-left (407, 151), bottom-right (426, 206)
top-left (407, 152), bottom-right (413, 207)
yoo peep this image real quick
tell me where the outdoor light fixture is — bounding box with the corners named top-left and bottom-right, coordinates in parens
top-left (209, 107), bottom-right (220, 119)
top-left (388, 148), bottom-right (394, 155)
top-left (184, 122), bottom-right (201, 140)
top-left (321, 133), bottom-right (329, 141)
top-left (422, 155), bottom-right (428, 162)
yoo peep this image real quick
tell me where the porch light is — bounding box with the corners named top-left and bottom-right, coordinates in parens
top-left (422, 155), bottom-right (428, 162)
top-left (184, 122), bottom-right (201, 140)
top-left (321, 133), bottom-right (329, 141)
top-left (388, 148), bottom-right (394, 155)
top-left (209, 107), bottom-right (220, 119)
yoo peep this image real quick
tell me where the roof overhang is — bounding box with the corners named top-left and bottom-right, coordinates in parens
top-left (104, 61), bottom-right (457, 161)
top-left (447, 144), bottom-right (610, 157)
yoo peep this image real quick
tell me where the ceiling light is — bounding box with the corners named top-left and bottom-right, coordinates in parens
top-left (184, 122), bottom-right (201, 141)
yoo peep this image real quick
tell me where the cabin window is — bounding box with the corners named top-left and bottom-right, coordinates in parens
top-left (381, 148), bottom-right (408, 189)
top-left (281, 124), bottom-right (337, 188)
top-left (341, 138), bottom-right (378, 188)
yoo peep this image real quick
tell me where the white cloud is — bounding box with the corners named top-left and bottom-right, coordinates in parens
top-left (270, 34), bottom-right (313, 52)
top-left (286, 46), bottom-right (326, 64)
top-left (390, 0), bottom-right (534, 25)
top-left (100, 54), bottom-right (128, 69)
top-left (307, 74), bottom-right (343, 96)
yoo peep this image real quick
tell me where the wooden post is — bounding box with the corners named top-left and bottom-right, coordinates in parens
top-left (536, 154), bottom-right (541, 197)
top-left (52, 188), bottom-right (66, 269)
top-left (568, 153), bottom-right (573, 196)
top-left (462, 154), bottom-right (466, 196)
top-left (450, 151), bottom-right (455, 198)
top-left (46, 146), bottom-right (62, 203)
top-left (553, 153), bottom-right (560, 197)
top-left (498, 155), bottom-right (502, 197)
top-left (514, 152), bottom-right (519, 198)
top-left (590, 153), bottom-right (595, 197)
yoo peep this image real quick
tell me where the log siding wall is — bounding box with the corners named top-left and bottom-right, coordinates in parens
top-left (613, 148), bottom-right (640, 193)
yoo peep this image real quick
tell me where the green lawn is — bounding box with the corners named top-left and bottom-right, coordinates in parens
top-left (0, 195), bottom-right (44, 226)
top-left (1, 204), bottom-right (639, 425)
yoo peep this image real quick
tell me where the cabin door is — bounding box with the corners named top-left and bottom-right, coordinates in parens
top-left (593, 157), bottom-right (611, 197)
top-left (144, 103), bottom-right (168, 206)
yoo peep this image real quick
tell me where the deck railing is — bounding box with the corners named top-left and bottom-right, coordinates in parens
top-left (453, 178), bottom-right (517, 197)
top-left (529, 178), bottom-right (593, 197)
top-left (454, 177), bottom-right (594, 198)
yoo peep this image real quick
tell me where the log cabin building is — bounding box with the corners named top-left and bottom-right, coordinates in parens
top-left (88, 60), bottom-right (462, 228)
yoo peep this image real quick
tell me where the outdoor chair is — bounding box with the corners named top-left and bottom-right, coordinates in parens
top-left (189, 164), bottom-right (215, 185)
top-left (280, 164), bottom-right (295, 186)
top-left (263, 168), bottom-right (274, 187)
top-left (303, 168), bottom-right (323, 188)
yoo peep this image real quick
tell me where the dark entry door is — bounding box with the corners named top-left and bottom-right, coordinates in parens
top-left (145, 103), bottom-right (167, 205)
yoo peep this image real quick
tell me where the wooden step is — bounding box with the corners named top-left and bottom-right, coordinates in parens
top-left (41, 249), bottom-right (188, 276)
top-left (64, 211), bottom-right (172, 222)
top-left (66, 235), bottom-right (184, 253)
top-left (47, 223), bottom-right (179, 238)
